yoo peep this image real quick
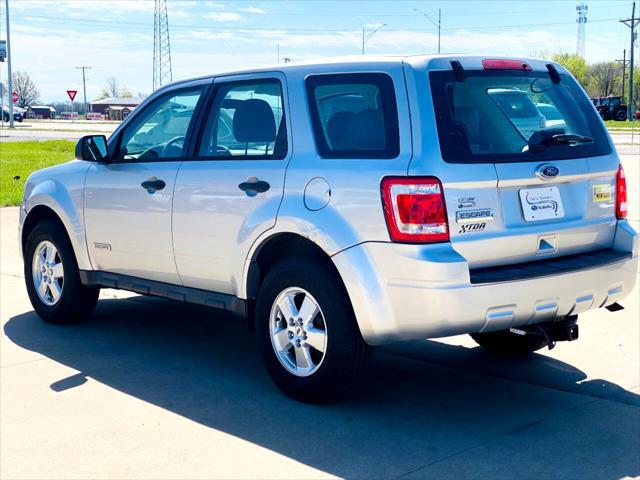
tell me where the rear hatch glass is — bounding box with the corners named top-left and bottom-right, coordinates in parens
top-left (429, 70), bottom-right (611, 163)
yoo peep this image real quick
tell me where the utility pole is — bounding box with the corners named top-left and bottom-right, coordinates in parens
top-left (414, 8), bottom-right (441, 54)
top-left (576, 3), bottom-right (588, 58)
top-left (4, 0), bottom-right (14, 128)
top-left (76, 66), bottom-right (91, 115)
top-left (621, 1), bottom-right (639, 122)
top-left (616, 50), bottom-right (629, 101)
top-left (361, 24), bottom-right (387, 55)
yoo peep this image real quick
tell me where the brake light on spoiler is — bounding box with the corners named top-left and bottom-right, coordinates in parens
top-left (482, 59), bottom-right (532, 71)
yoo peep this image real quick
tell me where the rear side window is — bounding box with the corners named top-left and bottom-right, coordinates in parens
top-left (198, 80), bottom-right (287, 160)
top-left (306, 73), bottom-right (399, 159)
top-left (430, 71), bottom-right (611, 163)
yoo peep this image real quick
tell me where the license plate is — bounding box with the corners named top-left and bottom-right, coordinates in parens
top-left (519, 186), bottom-right (565, 221)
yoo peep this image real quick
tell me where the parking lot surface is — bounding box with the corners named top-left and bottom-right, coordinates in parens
top-left (1, 143), bottom-right (638, 479)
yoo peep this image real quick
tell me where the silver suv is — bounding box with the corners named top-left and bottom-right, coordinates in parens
top-left (20, 56), bottom-right (638, 402)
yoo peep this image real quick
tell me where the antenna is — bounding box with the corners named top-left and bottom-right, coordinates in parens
top-left (153, 0), bottom-right (172, 91)
top-left (576, 2), bottom-right (588, 57)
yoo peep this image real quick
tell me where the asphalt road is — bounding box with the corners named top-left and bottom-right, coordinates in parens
top-left (1, 144), bottom-right (638, 479)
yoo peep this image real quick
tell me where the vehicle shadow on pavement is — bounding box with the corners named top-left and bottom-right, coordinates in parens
top-left (5, 296), bottom-right (640, 480)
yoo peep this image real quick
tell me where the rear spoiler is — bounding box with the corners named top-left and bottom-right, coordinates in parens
top-left (448, 59), bottom-right (562, 84)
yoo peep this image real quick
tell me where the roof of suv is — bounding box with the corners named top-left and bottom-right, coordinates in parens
top-left (155, 54), bottom-right (571, 96)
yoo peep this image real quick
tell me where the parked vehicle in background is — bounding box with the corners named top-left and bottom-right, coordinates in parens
top-left (27, 105), bottom-right (57, 119)
top-left (535, 103), bottom-right (566, 130)
top-left (591, 96), bottom-right (628, 121)
top-left (2, 107), bottom-right (23, 122)
top-left (85, 112), bottom-right (105, 121)
top-left (486, 88), bottom-right (546, 141)
top-left (19, 55), bottom-right (638, 403)
top-left (60, 112), bottom-right (79, 120)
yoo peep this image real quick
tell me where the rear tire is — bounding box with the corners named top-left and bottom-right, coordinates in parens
top-left (615, 109), bottom-right (627, 121)
top-left (471, 329), bottom-right (548, 356)
top-left (256, 258), bottom-right (372, 403)
top-left (24, 219), bottom-right (99, 324)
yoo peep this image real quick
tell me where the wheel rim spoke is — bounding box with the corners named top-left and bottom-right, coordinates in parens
top-left (37, 280), bottom-right (49, 298)
top-left (305, 327), bottom-right (326, 353)
top-left (49, 281), bottom-right (62, 302)
top-left (273, 328), bottom-right (291, 352)
top-left (45, 243), bottom-right (56, 262)
top-left (294, 344), bottom-right (314, 370)
top-left (298, 295), bottom-right (319, 328)
top-left (51, 263), bottom-right (64, 278)
top-left (277, 293), bottom-right (298, 322)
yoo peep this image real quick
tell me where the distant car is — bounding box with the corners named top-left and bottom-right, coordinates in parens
top-left (536, 103), bottom-right (566, 130)
top-left (2, 108), bottom-right (23, 122)
top-left (85, 112), bottom-right (105, 121)
top-left (487, 88), bottom-right (546, 140)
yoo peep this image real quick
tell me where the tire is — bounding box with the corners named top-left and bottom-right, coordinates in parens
top-left (256, 258), bottom-right (372, 403)
top-left (471, 330), bottom-right (548, 356)
top-left (24, 219), bottom-right (99, 324)
top-left (615, 109), bottom-right (627, 121)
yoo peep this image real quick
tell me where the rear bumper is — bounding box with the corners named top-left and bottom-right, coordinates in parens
top-left (332, 220), bottom-right (638, 346)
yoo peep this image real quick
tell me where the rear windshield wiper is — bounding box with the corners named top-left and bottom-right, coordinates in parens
top-left (528, 130), bottom-right (593, 152)
top-left (541, 133), bottom-right (593, 145)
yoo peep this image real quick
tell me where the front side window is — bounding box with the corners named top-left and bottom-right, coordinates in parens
top-left (198, 80), bottom-right (287, 159)
top-left (430, 71), bottom-right (610, 163)
top-left (117, 88), bottom-right (202, 161)
top-left (306, 73), bottom-right (399, 159)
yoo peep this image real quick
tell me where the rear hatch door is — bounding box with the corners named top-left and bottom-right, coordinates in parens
top-left (412, 58), bottom-right (618, 269)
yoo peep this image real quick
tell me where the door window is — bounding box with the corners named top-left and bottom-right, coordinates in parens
top-left (117, 88), bottom-right (203, 161)
top-left (198, 80), bottom-right (287, 160)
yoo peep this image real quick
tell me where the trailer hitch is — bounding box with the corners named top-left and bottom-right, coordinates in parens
top-left (509, 315), bottom-right (579, 350)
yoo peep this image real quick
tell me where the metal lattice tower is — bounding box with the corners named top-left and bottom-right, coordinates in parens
top-left (576, 2), bottom-right (588, 57)
top-left (153, 0), bottom-right (172, 91)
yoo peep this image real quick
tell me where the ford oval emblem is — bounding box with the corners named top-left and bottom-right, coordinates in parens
top-left (536, 164), bottom-right (560, 180)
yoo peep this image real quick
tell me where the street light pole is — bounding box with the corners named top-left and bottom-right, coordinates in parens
top-left (414, 7), bottom-right (442, 54)
top-left (362, 24), bottom-right (387, 55)
top-left (621, 1), bottom-right (639, 122)
top-left (5, 0), bottom-right (14, 128)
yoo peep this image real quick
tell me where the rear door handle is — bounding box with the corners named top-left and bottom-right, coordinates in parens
top-left (238, 178), bottom-right (270, 195)
top-left (141, 177), bottom-right (166, 194)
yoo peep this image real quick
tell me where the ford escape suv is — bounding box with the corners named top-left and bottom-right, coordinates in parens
top-left (20, 56), bottom-right (638, 403)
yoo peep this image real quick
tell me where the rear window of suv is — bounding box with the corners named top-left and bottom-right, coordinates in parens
top-left (429, 70), bottom-right (611, 163)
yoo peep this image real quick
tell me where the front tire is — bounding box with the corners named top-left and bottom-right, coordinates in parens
top-left (24, 219), bottom-right (99, 324)
top-left (470, 329), bottom-right (548, 356)
top-left (256, 258), bottom-right (372, 403)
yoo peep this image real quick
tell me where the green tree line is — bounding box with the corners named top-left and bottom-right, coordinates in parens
top-left (549, 53), bottom-right (640, 108)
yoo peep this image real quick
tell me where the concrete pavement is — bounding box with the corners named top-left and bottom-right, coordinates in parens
top-left (1, 148), bottom-right (638, 479)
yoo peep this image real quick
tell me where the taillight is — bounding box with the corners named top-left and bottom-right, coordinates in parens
top-left (381, 177), bottom-right (449, 243)
top-left (616, 164), bottom-right (627, 219)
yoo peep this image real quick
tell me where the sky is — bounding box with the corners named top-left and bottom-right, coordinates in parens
top-left (0, 0), bottom-right (636, 102)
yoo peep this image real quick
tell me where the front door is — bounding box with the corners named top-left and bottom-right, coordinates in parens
top-left (84, 86), bottom-right (205, 284)
top-left (172, 73), bottom-right (290, 294)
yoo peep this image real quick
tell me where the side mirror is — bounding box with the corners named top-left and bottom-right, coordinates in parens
top-left (75, 135), bottom-right (109, 162)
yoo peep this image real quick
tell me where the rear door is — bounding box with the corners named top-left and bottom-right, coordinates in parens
top-left (411, 59), bottom-right (618, 268)
top-left (172, 73), bottom-right (290, 294)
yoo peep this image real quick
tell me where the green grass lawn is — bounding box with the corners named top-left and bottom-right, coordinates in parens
top-left (603, 120), bottom-right (639, 129)
top-left (0, 140), bottom-right (75, 206)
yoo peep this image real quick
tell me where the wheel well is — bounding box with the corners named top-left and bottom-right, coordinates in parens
top-left (246, 233), bottom-right (342, 301)
top-left (21, 205), bottom-right (65, 255)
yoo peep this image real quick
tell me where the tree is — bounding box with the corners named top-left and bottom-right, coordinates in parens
top-left (12, 71), bottom-right (40, 108)
top-left (551, 53), bottom-right (589, 87)
top-left (588, 62), bottom-right (621, 98)
top-left (96, 78), bottom-right (133, 100)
